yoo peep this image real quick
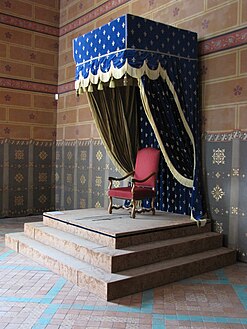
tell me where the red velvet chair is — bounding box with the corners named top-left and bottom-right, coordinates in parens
top-left (108, 147), bottom-right (160, 218)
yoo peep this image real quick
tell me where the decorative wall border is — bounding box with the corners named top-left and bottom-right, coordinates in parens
top-left (0, 0), bottom-right (131, 37)
top-left (199, 27), bottom-right (247, 56)
top-left (0, 13), bottom-right (59, 36)
top-left (0, 78), bottom-right (57, 94)
top-left (56, 139), bottom-right (102, 146)
top-left (0, 138), bottom-right (55, 146)
top-left (57, 81), bottom-right (75, 94)
top-left (204, 131), bottom-right (247, 142)
top-left (59, 0), bottom-right (131, 36)
top-left (0, 2), bottom-right (246, 95)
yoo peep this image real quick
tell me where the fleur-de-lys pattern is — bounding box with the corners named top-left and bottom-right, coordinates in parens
top-left (73, 14), bottom-right (197, 89)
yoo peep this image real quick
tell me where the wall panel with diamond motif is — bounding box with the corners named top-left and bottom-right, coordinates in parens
top-left (238, 140), bottom-right (247, 261)
top-left (76, 141), bottom-right (90, 209)
top-left (63, 142), bottom-right (77, 210)
top-left (204, 140), bottom-right (232, 244)
top-left (55, 142), bottom-right (63, 210)
top-left (55, 140), bottom-right (122, 212)
top-left (33, 142), bottom-right (55, 213)
top-left (0, 140), bottom-right (55, 217)
top-left (91, 143), bottom-right (110, 209)
top-left (8, 142), bottom-right (29, 216)
top-left (204, 133), bottom-right (247, 262)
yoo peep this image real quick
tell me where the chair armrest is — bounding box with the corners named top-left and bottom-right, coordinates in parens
top-left (108, 171), bottom-right (134, 190)
top-left (108, 171), bottom-right (134, 182)
top-left (131, 172), bottom-right (156, 184)
top-left (131, 172), bottom-right (156, 193)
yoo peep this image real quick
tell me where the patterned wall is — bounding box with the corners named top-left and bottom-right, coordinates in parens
top-left (0, 0), bottom-right (59, 217)
top-left (0, 139), bottom-right (55, 217)
top-left (0, 0), bottom-right (247, 260)
top-left (203, 132), bottom-right (247, 262)
top-left (55, 139), bottom-right (119, 211)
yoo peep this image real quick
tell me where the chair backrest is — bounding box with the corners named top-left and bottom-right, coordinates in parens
top-left (134, 147), bottom-right (160, 188)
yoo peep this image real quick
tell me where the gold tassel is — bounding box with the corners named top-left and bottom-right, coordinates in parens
top-left (109, 77), bottom-right (115, 88)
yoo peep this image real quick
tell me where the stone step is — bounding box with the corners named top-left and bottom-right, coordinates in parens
top-left (5, 232), bottom-right (236, 300)
top-left (24, 221), bottom-right (223, 273)
top-left (43, 213), bottom-right (212, 248)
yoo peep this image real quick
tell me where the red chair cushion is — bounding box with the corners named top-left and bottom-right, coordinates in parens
top-left (108, 186), bottom-right (156, 200)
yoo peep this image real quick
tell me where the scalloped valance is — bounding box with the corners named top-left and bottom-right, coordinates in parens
top-left (73, 14), bottom-right (198, 90)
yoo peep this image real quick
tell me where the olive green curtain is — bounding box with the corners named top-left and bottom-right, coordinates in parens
top-left (87, 84), bottom-right (139, 174)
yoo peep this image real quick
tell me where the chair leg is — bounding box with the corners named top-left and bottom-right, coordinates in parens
top-left (131, 200), bottom-right (136, 219)
top-left (151, 197), bottom-right (155, 215)
top-left (108, 196), bottom-right (113, 214)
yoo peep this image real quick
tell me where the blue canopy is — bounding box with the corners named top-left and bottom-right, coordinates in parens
top-left (73, 14), bottom-right (197, 89)
top-left (73, 15), bottom-right (205, 222)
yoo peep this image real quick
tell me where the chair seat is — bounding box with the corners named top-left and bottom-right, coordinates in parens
top-left (108, 186), bottom-right (155, 200)
top-left (108, 147), bottom-right (160, 218)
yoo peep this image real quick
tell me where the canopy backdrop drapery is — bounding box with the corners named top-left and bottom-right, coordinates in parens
top-left (87, 85), bottom-right (139, 174)
top-left (73, 14), bottom-right (205, 221)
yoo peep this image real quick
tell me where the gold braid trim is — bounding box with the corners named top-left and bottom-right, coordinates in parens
top-left (191, 210), bottom-right (207, 227)
top-left (161, 70), bottom-right (196, 176)
top-left (138, 76), bottom-right (194, 188)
